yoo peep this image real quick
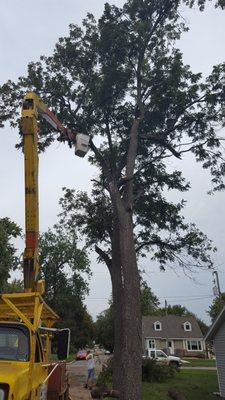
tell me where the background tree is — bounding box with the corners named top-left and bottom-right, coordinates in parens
top-left (140, 280), bottom-right (160, 316)
top-left (0, 217), bottom-right (21, 291)
top-left (159, 304), bottom-right (190, 316)
top-left (39, 223), bottom-right (94, 349)
top-left (1, 0), bottom-right (225, 397)
top-left (208, 293), bottom-right (225, 322)
top-left (95, 303), bottom-right (114, 352)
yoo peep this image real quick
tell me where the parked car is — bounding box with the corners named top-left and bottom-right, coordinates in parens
top-left (76, 349), bottom-right (87, 360)
top-left (143, 349), bottom-right (182, 369)
top-left (105, 349), bottom-right (111, 355)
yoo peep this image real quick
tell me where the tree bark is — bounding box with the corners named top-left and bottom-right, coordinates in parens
top-left (109, 180), bottom-right (142, 400)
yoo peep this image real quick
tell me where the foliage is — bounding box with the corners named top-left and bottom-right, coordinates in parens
top-left (158, 304), bottom-right (190, 316)
top-left (97, 357), bottom-right (176, 386)
top-left (142, 359), bottom-right (176, 383)
top-left (4, 279), bottom-right (23, 293)
top-left (39, 223), bottom-right (94, 348)
top-left (141, 280), bottom-right (160, 316)
top-left (0, 218), bottom-right (21, 291)
top-left (97, 357), bottom-right (113, 387)
top-left (207, 293), bottom-right (225, 322)
top-left (196, 318), bottom-right (209, 336)
top-left (95, 304), bottom-right (114, 352)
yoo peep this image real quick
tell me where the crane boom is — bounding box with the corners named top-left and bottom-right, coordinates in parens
top-left (21, 91), bottom-right (89, 292)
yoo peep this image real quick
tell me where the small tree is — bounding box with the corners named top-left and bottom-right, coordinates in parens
top-left (0, 218), bottom-right (21, 291)
top-left (208, 293), bottom-right (225, 322)
top-left (1, 1), bottom-right (225, 397)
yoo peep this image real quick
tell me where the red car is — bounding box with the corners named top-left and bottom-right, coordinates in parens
top-left (76, 350), bottom-right (87, 360)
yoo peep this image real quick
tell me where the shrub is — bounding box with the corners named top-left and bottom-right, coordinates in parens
top-left (97, 357), bottom-right (113, 386)
top-left (142, 359), bottom-right (176, 383)
top-left (97, 357), bottom-right (176, 386)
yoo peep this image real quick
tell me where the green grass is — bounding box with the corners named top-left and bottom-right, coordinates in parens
top-left (182, 358), bottom-right (216, 367)
top-left (142, 370), bottom-right (218, 400)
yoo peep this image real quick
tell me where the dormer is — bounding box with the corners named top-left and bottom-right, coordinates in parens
top-left (183, 321), bottom-right (192, 332)
top-left (154, 321), bottom-right (162, 331)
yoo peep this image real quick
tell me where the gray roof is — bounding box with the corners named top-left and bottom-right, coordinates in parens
top-left (142, 315), bottom-right (203, 339)
top-left (205, 305), bottom-right (225, 341)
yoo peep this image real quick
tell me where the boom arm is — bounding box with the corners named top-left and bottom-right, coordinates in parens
top-left (21, 92), bottom-right (89, 292)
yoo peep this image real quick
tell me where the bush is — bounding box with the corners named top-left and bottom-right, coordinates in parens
top-left (97, 357), bottom-right (113, 386)
top-left (142, 359), bottom-right (176, 383)
top-left (97, 357), bottom-right (176, 386)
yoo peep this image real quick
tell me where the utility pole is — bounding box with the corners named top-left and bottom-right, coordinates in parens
top-left (165, 299), bottom-right (168, 315)
top-left (212, 271), bottom-right (222, 298)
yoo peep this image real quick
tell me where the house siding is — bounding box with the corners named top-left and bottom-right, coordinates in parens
top-left (214, 321), bottom-right (225, 397)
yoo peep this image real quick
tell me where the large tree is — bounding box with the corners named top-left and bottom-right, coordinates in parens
top-left (0, 217), bottom-right (21, 291)
top-left (1, 0), bottom-right (225, 397)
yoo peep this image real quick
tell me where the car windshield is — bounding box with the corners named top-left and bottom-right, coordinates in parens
top-left (0, 325), bottom-right (29, 361)
top-left (156, 351), bottom-right (167, 358)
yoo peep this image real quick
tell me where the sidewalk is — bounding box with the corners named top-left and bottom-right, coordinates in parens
top-left (181, 366), bottom-right (217, 371)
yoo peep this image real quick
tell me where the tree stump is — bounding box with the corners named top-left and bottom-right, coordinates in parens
top-left (168, 388), bottom-right (187, 400)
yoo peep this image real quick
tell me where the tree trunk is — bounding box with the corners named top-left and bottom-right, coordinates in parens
top-left (109, 181), bottom-right (142, 400)
top-left (111, 216), bottom-right (124, 391)
top-left (118, 210), bottom-right (142, 400)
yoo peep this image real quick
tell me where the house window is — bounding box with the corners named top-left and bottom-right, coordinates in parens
top-left (184, 322), bottom-right (192, 331)
top-left (154, 322), bottom-right (162, 331)
top-left (187, 340), bottom-right (202, 351)
top-left (148, 339), bottom-right (155, 349)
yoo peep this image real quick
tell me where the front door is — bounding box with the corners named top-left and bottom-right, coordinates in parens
top-left (167, 340), bottom-right (174, 355)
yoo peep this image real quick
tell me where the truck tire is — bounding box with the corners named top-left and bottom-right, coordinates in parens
top-left (170, 361), bottom-right (180, 371)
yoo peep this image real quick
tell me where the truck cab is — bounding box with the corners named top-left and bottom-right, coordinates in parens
top-left (0, 292), bottom-right (69, 400)
top-left (0, 321), bottom-right (48, 399)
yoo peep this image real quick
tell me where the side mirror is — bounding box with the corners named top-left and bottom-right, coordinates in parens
top-left (54, 329), bottom-right (71, 360)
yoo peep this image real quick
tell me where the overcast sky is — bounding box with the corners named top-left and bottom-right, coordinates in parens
top-left (1, 0), bottom-right (225, 323)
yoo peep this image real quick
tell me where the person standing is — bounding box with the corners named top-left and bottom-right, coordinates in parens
top-left (85, 350), bottom-right (95, 389)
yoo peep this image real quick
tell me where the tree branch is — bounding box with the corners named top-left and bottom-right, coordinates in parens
top-left (95, 245), bottom-right (112, 273)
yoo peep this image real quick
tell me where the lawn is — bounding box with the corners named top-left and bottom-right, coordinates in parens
top-left (142, 370), bottom-right (218, 400)
top-left (182, 358), bottom-right (216, 367)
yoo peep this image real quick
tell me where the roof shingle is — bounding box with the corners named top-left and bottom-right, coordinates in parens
top-left (142, 315), bottom-right (203, 339)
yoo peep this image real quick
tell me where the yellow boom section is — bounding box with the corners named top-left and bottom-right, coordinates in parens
top-left (21, 93), bottom-right (40, 292)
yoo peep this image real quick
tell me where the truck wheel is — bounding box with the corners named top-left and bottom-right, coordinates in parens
top-left (170, 361), bottom-right (180, 371)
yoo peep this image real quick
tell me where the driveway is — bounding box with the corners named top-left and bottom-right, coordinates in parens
top-left (67, 357), bottom-right (106, 400)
